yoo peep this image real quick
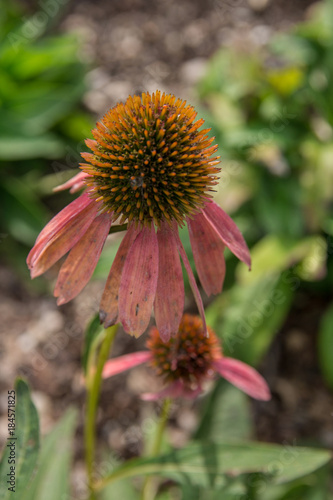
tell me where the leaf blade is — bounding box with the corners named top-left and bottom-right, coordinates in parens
top-left (0, 378), bottom-right (40, 500)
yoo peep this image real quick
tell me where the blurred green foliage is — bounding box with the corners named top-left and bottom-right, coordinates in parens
top-left (1, 377), bottom-right (331, 500)
top-left (0, 379), bottom-right (39, 499)
top-left (0, 0), bottom-right (93, 276)
top-left (197, 0), bottom-right (333, 390)
top-left (194, 3), bottom-right (333, 497)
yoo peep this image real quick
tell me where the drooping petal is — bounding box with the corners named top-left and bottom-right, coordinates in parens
top-left (213, 357), bottom-right (271, 401)
top-left (53, 172), bottom-right (89, 194)
top-left (202, 201), bottom-right (251, 268)
top-left (154, 221), bottom-right (184, 342)
top-left (118, 226), bottom-right (159, 337)
top-left (187, 213), bottom-right (226, 296)
top-left (99, 224), bottom-right (139, 328)
top-left (54, 212), bottom-right (112, 305)
top-left (28, 191), bottom-right (93, 256)
top-left (102, 351), bottom-right (153, 378)
top-left (27, 197), bottom-right (100, 278)
top-left (173, 226), bottom-right (207, 334)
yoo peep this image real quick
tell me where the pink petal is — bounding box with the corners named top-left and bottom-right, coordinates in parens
top-left (54, 212), bottom-right (112, 305)
top-left (118, 226), bottom-right (159, 337)
top-left (99, 224), bottom-right (139, 328)
top-left (213, 357), bottom-right (271, 401)
top-left (53, 172), bottom-right (89, 193)
top-left (187, 213), bottom-right (226, 296)
top-left (154, 222), bottom-right (184, 342)
top-left (28, 192), bottom-right (93, 257)
top-left (202, 201), bottom-right (251, 268)
top-left (173, 225), bottom-right (207, 335)
top-left (103, 351), bottom-right (152, 378)
top-left (27, 197), bottom-right (100, 278)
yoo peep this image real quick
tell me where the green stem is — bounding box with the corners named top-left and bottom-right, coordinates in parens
top-left (84, 324), bottom-right (118, 499)
top-left (245, 472), bottom-right (261, 500)
top-left (141, 398), bottom-right (171, 500)
top-left (109, 223), bottom-right (128, 234)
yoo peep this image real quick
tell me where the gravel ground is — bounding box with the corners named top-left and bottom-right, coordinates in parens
top-left (62, 0), bottom-right (316, 113)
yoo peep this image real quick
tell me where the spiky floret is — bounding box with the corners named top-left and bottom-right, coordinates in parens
top-left (146, 314), bottom-right (222, 385)
top-left (80, 91), bottom-right (220, 227)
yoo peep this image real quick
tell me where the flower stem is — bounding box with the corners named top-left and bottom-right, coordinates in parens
top-left (84, 324), bottom-right (118, 499)
top-left (245, 473), bottom-right (261, 500)
top-left (109, 223), bottom-right (128, 234)
top-left (141, 398), bottom-right (171, 500)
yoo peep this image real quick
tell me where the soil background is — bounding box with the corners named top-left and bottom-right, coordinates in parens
top-left (1, 0), bottom-right (332, 498)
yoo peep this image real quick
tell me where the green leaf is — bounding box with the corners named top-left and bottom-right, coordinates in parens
top-left (0, 179), bottom-right (49, 245)
top-left (21, 408), bottom-right (77, 500)
top-left (236, 236), bottom-right (319, 285)
top-left (97, 441), bottom-right (331, 491)
top-left (181, 484), bottom-right (201, 499)
top-left (180, 483), bottom-right (247, 500)
top-left (295, 236), bottom-right (327, 282)
top-left (0, 135), bottom-right (64, 160)
top-left (318, 303), bottom-right (333, 389)
top-left (101, 474), bottom-right (140, 500)
top-left (256, 461), bottom-right (331, 500)
top-left (7, 84), bottom-right (86, 135)
top-left (0, 378), bottom-right (40, 500)
top-left (206, 273), bottom-right (294, 365)
top-left (82, 314), bottom-right (104, 375)
top-left (195, 382), bottom-right (252, 442)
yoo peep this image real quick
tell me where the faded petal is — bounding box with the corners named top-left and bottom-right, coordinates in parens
top-left (54, 212), bottom-right (112, 305)
top-left (27, 195), bottom-right (99, 278)
top-left (154, 221), bottom-right (184, 342)
top-left (202, 201), bottom-right (251, 268)
top-left (99, 224), bottom-right (139, 328)
top-left (28, 191), bottom-right (93, 255)
top-left (119, 226), bottom-right (159, 337)
top-left (53, 172), bottom-right (89, 194)
top-left (187, 213), bottom-right (226, 296)
top-left (173, 225), bottom-right (207, 334)
top-left (213, 357), bottom-right (271, 401)
top-left (103, 351), bottom-right (152, 378)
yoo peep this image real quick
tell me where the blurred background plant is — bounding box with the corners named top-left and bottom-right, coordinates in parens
top-left (0, 0), bottom-right (333, 499)
top-left (197, 0), bottom-right (333, 387)
top-left (0, 0), bottom-right (93, 278)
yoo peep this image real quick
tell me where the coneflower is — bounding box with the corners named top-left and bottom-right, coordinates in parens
top-left (27, 91), bottom-right (250, 340)
top-left (103, 314), bottom-right (270, 401)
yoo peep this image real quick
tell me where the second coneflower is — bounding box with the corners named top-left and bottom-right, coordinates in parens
top-left (27, 91), bottom-right (250, 340)
top-left (102, 314), bottom-right (271, 401)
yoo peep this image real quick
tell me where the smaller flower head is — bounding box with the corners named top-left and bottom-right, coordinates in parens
top-left (103, 315), bottom-right (271, 401)
top-left (147, 315), bottom-right (221, 389)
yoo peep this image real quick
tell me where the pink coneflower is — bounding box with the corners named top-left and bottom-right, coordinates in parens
top-left (27, 91), bottom-right (250, 340)
top-left (102, 315), bottom-right (271, 401)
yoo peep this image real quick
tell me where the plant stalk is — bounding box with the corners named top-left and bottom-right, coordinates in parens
top-left (84, 324), bottom-right (118, 499)
top-left (141, 398), bottom-right (171, 500)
